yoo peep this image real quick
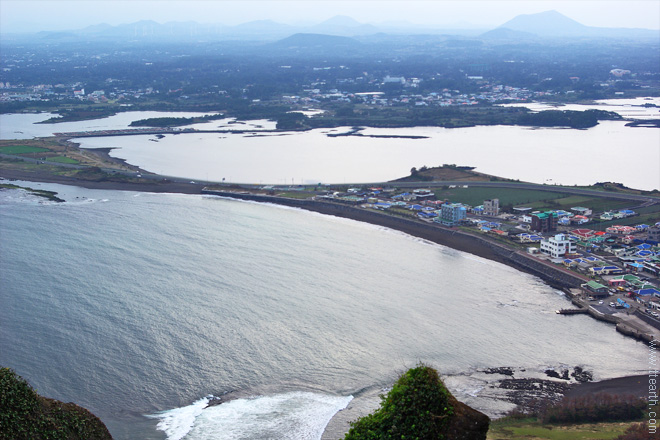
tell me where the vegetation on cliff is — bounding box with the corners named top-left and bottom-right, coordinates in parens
top-left (345, 364), bottom-right (489, 440)
top-left (0, 367), bottom-right (112, 440)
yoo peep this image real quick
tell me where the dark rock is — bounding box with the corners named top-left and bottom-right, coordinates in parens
top-left (443, 393), bottom-right (490, 440)
top-left (545, 369), bottom-right (561, 379)
top-left (205, 396), bottom-right (223, 408)
top-left (498, 378), bottom-right (572, 414)
top-left (545, 369), bottom-right (570, 380)
top-left (571, 366), bottom-right (593, 383)
top-left (484, 367), bottom-right (514, 376)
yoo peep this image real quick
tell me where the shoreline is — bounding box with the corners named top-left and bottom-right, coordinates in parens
top-left (3, 168), bottom-right (659, 344)
top-left (3, 170), bottom-right (654, 438)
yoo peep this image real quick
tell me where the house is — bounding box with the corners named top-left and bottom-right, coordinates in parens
top-left (589, 266), bottom-right (625, 276)
top-left (600, 212), bottom-right (614, 221)
top-left (581, 281), bottom-right (609, 298)
top-left (635, 288), bottom-right (660, 297)
top-left (571, 215), bottom-right (590, 225)
top-left (571, 229), bottom-right (596, 241)
top-left (571, 206), bottom-right (592, 216)
top-left (624, 262), bottom-right (645, 272)
top-left (531, 211), bottom-right (558, 233)
top-left (517, 233), bottom-right (543, 243)
top-left (413, 189), bottom-right (435, 199)
top-left (608, 278), bottom-right (627, 287)
top-left (540, 233), bottom-right (576, 258)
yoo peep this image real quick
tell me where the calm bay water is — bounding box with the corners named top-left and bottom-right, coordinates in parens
top-left (1, 100), bottom-right (659, 190)
top-left (0, 182), bottom-right (649, 439)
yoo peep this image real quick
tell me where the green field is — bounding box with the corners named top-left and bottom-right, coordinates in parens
top-left (433, 186), bottom-right (565, 207)
top-left (0, 145), bottom-right (50, 155)
top-left (431, 185), bottom-right (640, 214)
top-left (48, 156), bottom-right (79, 164)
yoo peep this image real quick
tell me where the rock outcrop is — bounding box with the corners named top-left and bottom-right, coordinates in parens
top-left (344, 364), bottom-right (489, 439)
top-left (0, 367), bottom-right (112, 440)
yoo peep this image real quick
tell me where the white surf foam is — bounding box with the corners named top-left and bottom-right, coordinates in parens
top-left (149, 391), bottom-right (353, 440)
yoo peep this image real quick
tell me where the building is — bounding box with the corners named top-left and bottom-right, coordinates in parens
top-left (540, 233), bottom-right (576, 258)
top-left (436, 203), bottom-right (466, 226)
top-left (648, 226), bottom-right (660, 242)
top-left (483, 198), bottom-right (500, 216)
top-left (581, 281), bottom-right (609, 298)
top-left (531, 211), bottom-right (558, 233)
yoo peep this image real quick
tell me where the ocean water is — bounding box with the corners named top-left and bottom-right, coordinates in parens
top-left (0, 182), bottom-right (649, 439)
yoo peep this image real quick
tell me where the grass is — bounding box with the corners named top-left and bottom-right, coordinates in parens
top-left (488, 418), bottom-right (633, 440)
top-left (0, 145), bottom-right (50, 155)
top-left (277, 191), bottom-right (315, 199)
top-left (434, 186), bottom-right (569, 208)
top-left (47, 156), bottom-right (79, 164)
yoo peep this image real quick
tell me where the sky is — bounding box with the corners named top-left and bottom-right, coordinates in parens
top-left (1, 0), bottom-right (659, 34)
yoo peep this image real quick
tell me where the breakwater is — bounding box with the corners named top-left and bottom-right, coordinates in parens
top-left (201, 189), bottom-right (586, 289)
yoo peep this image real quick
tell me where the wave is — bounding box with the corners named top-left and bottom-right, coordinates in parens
top-left (147, 391), bottom-right (353, 440)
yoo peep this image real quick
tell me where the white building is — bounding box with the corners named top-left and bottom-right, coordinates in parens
top-left (540, 233), bottom-right (576, 258)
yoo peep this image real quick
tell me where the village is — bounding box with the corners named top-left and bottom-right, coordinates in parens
top-left (312, 184), bottom-right (660, 335)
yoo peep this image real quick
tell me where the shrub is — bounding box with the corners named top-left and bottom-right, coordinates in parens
top-left (345, 364), bottom-right (453, 440)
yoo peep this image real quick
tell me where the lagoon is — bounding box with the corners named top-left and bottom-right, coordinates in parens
top-left (1, 101), bottom-right (659, 190)
top-left (72, 120), bottom-right (660, 190)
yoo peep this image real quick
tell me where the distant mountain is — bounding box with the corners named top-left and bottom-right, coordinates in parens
top-left (479, 27), bottom-right (538, 41)
top-left (496, 10), bottom-right (659, 39)
top-left (310, 15), bottom-right (380, 36)
top-left (318, 15), bottom-right (363, 28)
top-left (499, 10), bottom-right (586, 37)
top-left (269, 33), bottom-right (362, 56)
top-left (5, 12), bottom-right (658, 44)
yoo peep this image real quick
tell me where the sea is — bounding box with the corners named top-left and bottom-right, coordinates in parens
top-left (0, 182), bottom-right (650, 439)
top-left (0, 101), bottom-right (656, 438)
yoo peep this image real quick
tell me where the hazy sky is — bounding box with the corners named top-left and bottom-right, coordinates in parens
top-left (1, 0), bottom-right (659, 34)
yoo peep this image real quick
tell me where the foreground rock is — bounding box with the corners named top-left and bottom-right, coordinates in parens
top-left (344, 364), bottom-right (489, 440)
top-left (0, 367), bottom-right (112, 440)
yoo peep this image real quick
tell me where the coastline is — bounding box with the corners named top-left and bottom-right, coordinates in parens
top-left (3, 168), bottom-right (658, 339)
top-left (1, 167), bottom-right (584, 287)
top-left (3, 170), bottom-right (654, 439)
